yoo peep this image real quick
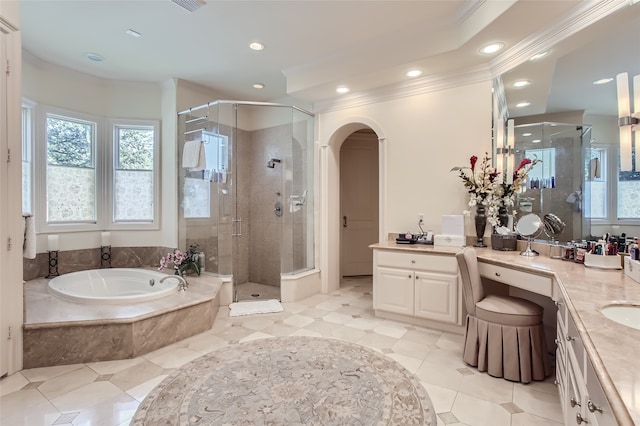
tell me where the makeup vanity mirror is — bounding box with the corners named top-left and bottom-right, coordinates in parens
top-left (494, 2), bottom-right (640, 243)
top-left (516, 213), bottom-right (543, 257)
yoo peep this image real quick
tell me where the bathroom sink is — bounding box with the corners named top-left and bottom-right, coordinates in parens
top-left (600, 305), bottom-right (640, 331)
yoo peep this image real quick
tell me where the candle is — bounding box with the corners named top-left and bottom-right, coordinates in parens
top-left (48, 235), bottom-right (59, 251)
top-left (101, 232), bottom-right (111, 247)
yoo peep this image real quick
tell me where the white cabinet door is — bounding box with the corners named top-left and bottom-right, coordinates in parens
top-left (374, 267), bottom-right (414, 315)
top-left (414, 272), bottom-right (458, 323)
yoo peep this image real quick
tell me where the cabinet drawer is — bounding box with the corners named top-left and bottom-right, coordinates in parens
top-left (585, 357), bottom-right (616, 426)
top-left (376, 250), bottom-right (457, 274)
top-left (478, 262), bottom-right (553, 297)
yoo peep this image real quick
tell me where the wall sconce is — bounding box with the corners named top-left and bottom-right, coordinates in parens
top-left (616, 72), bottom-right (639, 172)
top-left (496, 119), bottom-right (516, 184)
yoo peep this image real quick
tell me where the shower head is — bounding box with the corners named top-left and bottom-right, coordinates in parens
top-left (267, 158), bottom-right (281, 168)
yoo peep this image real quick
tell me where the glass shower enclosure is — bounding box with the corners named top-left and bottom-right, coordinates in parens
top-left (512, 122), bottom-right (592, 242)
top-left (177, 101), bottom-right (314, 302)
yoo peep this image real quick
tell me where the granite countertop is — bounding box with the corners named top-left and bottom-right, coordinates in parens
top-left (370, 241), bottom-right (640, 425)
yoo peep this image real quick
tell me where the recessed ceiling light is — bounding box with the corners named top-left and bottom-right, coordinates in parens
top-left (530, 51), bottom-right (549, 61)
top-left (522, 132), bottom-right (532, 137)
top-left (126, 29), bottom-right (141, 38)
top-left (532, 139), bottom-right (541, 143)
top-left (593, 77), bottom-right (613, 85)
top-left (406, 69), bottom-right (422, 78)
top-left (249, 42), bottom-right (264, 51)
top-left (479, 43), bottom-right (504, 54)
top-left (513, 80), bottom-right (531, 88)
top-left (336, 86), bottom-right (350, 94)
top-left (516, 101), bottom-right (531, 108)
top-left (85, 52), bottom-right (104, 62)
top-left (253, 83), bottom-right (264, 89)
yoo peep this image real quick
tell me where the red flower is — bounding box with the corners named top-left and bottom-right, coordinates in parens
top-left (514, 158), bottom-right (532, 173)
top-left (470, 155), bottom-right (478, 172)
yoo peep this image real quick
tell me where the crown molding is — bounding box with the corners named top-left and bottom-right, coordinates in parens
top-left (313, 65), bottom-right (492, 114)
top-left (489, 0), bottom-right (630, 78)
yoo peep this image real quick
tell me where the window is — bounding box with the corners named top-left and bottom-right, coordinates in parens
top-left (585, 147), bottom-right (606, 219)
top-left (46, 113), bottom-right (97, 223)
top-left (21, 103), bottom-right (33, 215)
top-left (37, 107), bottom-right (159, 231)
top-left (113, 124), bottom-right (156, 222)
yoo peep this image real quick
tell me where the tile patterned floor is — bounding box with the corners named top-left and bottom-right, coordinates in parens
top-left (0, 276), bottom-right (563, 426)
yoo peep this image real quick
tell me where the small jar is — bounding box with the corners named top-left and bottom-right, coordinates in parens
top-left (549, 242), bottom-right (564, 259)
top-left (564, 242), bottom-right (575, 261)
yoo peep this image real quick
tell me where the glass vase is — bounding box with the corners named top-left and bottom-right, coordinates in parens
top-left (475, 205), bottom-right (487, 247)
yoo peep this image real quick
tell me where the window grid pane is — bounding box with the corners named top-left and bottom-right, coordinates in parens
top-left (114, 126), bottom-right (155, 222)
top-left (22, 106), bottom-right (32, 214)
top-left (47, 166), bottom-right (96, 222)
top-left (46, 115), bottom-right (96, 223)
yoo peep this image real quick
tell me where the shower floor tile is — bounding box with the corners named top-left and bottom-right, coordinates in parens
top-left (235, 282), bottom-right (280, 301)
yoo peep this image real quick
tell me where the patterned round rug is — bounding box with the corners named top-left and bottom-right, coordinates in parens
top-left (131, 336), bottom-right (436, 425)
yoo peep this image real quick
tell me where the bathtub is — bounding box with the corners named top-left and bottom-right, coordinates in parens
top-left (48, 268), bottom-right (179, 304)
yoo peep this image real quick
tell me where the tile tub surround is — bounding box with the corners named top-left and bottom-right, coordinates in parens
top-left (23, 274), bottom-right (221, 368)
top-left (23, 246), bottom-right (175, 281)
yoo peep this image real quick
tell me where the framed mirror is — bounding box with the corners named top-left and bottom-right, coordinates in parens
top-left (495, 2), bottom-right (640, 243)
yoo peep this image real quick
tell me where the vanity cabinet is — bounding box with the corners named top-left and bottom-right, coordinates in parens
top-left (373, 250), bottom-right (461, 327)
top-left (555, 286), bottom-right (616, 426)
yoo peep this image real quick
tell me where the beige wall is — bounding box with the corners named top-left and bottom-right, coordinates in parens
top-left (317, 80), bottom-right (494, 292)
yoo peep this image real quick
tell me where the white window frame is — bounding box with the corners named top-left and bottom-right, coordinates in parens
top-left (35, 105), bottom-right (161, 233)
top-left (585, 144), bottom-right (608, 221)
top-left (36, 106), bottom-right (103, 233)
top-left (21, 98), bottom-right (36, 216)
top-left (107, 118), bottom-right (160, 230)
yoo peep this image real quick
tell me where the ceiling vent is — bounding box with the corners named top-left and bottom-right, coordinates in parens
top-left (170, 0), bottom-right (206, 13)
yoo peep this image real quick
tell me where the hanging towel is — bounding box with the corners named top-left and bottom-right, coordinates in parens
top-left (182, 140), bottom-right (203, 169)
top-left (590, 157), bottom-right (600, 180)
top-left (23, 213), bottom-right (36, 259)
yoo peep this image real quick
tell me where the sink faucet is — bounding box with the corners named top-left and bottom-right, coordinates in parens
top-left (160, 275), bottom-right (188, 291)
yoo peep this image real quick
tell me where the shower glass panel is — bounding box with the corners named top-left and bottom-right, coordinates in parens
top-left (177, 101), bottom-right (314, 302)
top-left (512, 122), bottom-right (591, 242)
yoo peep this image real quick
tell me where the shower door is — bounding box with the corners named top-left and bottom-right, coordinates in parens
top-left (231, 104), bottom-right (290, 302)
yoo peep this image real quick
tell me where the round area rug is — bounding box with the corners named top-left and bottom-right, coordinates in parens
top-left (131, 336), bottom-right (436, 425)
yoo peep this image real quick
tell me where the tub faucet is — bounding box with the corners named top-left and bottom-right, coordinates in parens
top-left (160, 275), bottom-right (188, 291)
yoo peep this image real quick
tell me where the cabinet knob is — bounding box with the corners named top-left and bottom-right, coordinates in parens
top-left (408, 275), bottom-right (412, 279)
top-left (566, 334), bottom-right (576, 342)
top-left (554, 338), bottom-right (560, 345)
top-left (555, 300), bottom-right (562, 307)
top-left (415, 275), bottom-right (419, 279)
top-left (587, 400), bottom-right (603, 414)
top-left (495, 272), bottom-right (501, 277)
top-left (576, 413), bottom-right (589, 424)
top-left (411, 260), bottom-right (416, 264)
top-left (570, 397), bottom-right (581, 408)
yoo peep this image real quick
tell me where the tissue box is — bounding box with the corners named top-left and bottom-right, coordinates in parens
top-left (584, 253), bottom-right (622, 270)
top-left (491, 234), bottom-right (517, 251)
top-left (624, 256), bottom-right (640, 283)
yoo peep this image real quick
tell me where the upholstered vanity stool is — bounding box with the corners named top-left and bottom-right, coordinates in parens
top-left (456, 247), bottom-right (551, 383)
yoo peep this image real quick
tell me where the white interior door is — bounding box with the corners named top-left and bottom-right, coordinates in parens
top-left (340, 131), bottom-right (379, 277)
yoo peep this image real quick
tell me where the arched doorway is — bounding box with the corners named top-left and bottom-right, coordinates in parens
top-left (340, 129), bottom-right (379, 278)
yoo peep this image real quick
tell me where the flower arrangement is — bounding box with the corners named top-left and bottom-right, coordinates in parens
top-left (450, 152), bottom-right (499, 209)
top-left (452, 153), bottom-right (541, 229)
top-left (159, 243), bottom-right (201, 276)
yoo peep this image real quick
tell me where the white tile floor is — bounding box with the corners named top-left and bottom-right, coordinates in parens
top-left (0, 276), bottom-right (563, 426)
